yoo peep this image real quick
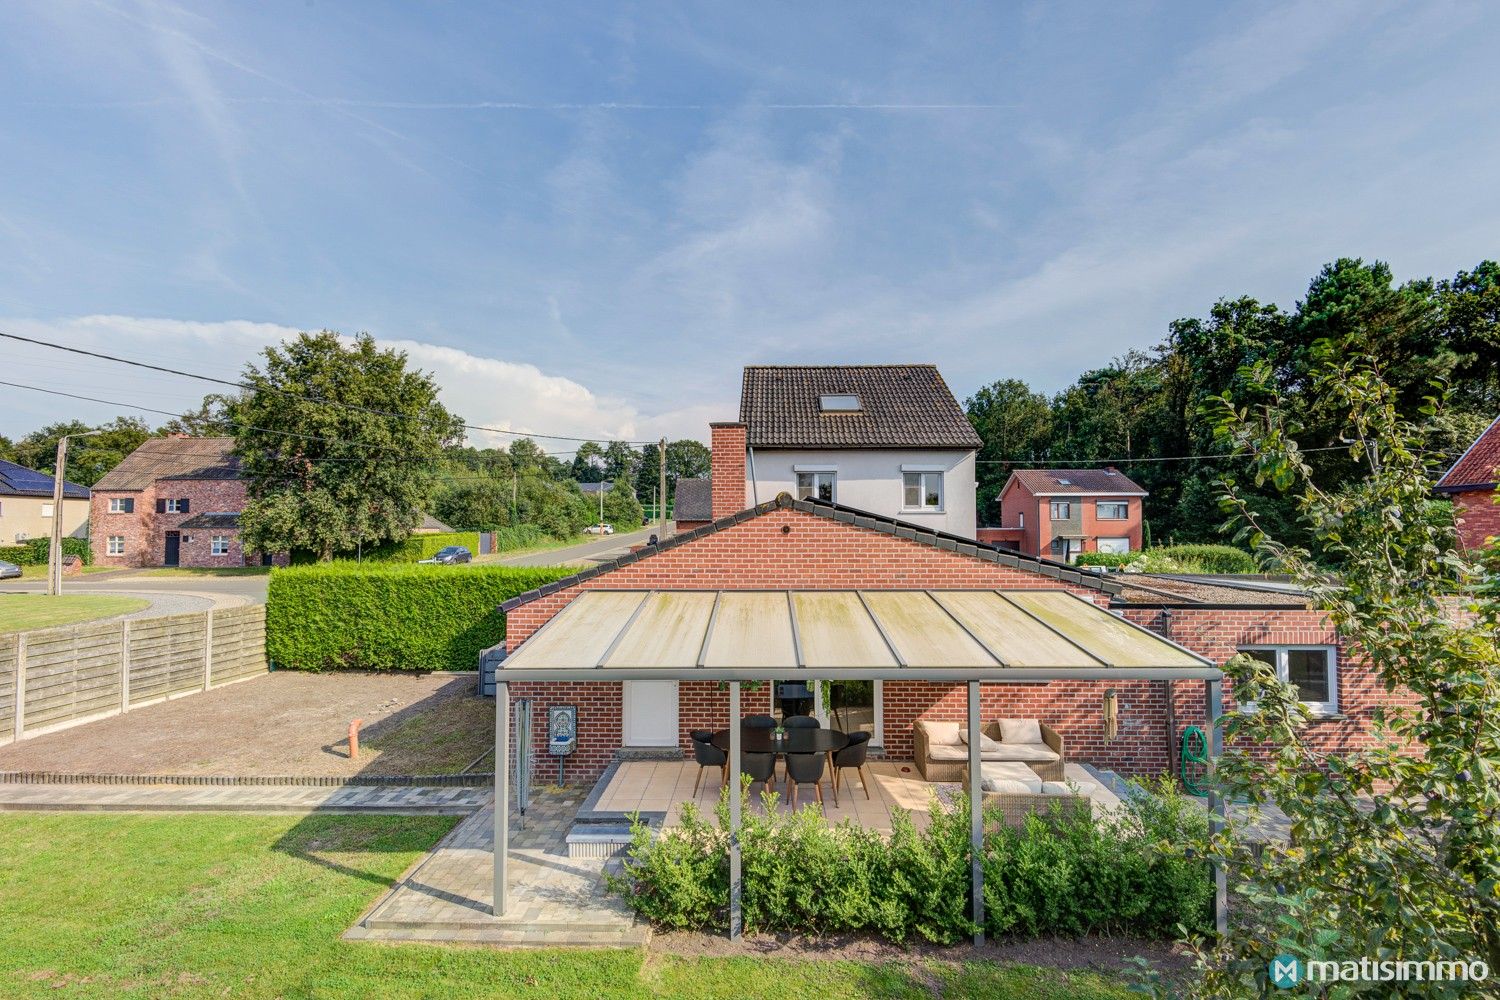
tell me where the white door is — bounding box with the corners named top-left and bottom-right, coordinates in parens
top-left (623, 681), bottom-right (679, 746)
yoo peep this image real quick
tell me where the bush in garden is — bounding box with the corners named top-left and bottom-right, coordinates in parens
top-left (606, 778), bottom-right (1212, 944)
top-left (1075, 551), bottom-right (1138, 569)
top-left (265, 562), bottom-right (573, 671)
top-left (0, 537), bottom-right (92, 566)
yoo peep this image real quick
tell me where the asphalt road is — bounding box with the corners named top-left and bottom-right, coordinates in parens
top-left (0, 573), bottom-right (269, 605)
top-left (495, 523), bottom-right (667, 567)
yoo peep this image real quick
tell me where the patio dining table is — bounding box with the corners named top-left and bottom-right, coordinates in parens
top-left (710, 726), bottom-right (850, 805)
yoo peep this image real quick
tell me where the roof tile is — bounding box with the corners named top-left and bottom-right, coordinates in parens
top-left (740, 365), bottom-right (983, 449)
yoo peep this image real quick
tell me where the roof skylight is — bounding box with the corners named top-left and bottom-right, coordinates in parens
top-left (819, 393), bottom-right (862, 412)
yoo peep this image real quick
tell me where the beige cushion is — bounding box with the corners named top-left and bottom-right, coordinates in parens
top-left (982, 778), bottom-right (1039, 794)
top-left (958, 728), bottom-right (1003, 752)
top-left (919, 720), bottom-right (963, 746)
top-left (929, 742), bottom-right (1059, 763)
top-left (979, 761), bottom-right (1040, 788)
top-left (1041, 780), bottom-right (1096, 796)
top-left (997, 718), bottom-right (1043, 744)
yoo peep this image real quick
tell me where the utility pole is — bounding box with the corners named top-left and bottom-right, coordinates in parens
top-left (658, 437), bottom-right (667, 532)
top-left (598, 481), bottom-right (605, 528)
top-left (48, 430), bottom-right (101, 597)
top-left (511, 471), bottom-right (518, 526)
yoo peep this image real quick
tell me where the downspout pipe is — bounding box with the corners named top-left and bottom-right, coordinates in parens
top-left (747, 446), bottom-right (760, 506)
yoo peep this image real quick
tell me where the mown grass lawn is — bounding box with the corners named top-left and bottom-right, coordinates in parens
top-left (132, 566), bottom-right (273, 577)
top-left (0, 594), bottom-right (149, 633)
top-left (0, 813), bottom-right (1136, 999)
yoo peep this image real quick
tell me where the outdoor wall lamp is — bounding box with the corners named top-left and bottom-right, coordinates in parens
top-left (1103, 689), bottom-right (1119, 741)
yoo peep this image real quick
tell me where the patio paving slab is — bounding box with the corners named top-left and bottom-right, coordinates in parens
top-left (0, 781), bottom-right (486, 814)
top-left (349, 784), bottom-right (648, 948)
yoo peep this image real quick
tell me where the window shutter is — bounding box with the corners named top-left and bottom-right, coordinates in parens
top-left (123, 498), bottom-right (134, 514)
top-left (180, 498), bottom-right (190, 513)
top-left (156, 499), bottom-right (166, 514)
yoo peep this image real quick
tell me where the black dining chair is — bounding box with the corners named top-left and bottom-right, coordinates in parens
top-left (832, 731), bottom-right (873, 800)
top-left (690, 732), bottom-right (727, 795)
top-left (783, 715), bottom-right (820, 729)
top-left (784, 751), bottom-right (827, 808)
top-left (742, 715), bottom-right (777, 729)
top-left (739, 751), bottom-right (777, 794)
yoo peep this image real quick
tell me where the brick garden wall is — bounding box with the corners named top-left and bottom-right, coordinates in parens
top-left (1453, 488), bottom-right (1500, 551)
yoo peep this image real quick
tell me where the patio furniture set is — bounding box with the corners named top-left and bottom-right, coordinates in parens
top-left (690, 715), bottom-right (874, 807)
top-left (914, 717), bottom-right (1094, 826)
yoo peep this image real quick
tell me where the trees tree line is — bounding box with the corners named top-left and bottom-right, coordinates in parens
top-left (966, 258), bottom-right (1499, 544)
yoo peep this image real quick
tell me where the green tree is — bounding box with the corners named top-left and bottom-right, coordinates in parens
top-left (1182, 361), bottom-right (1500, 993)
top-left (634, 439), bottom-right (711, 512)
top-left (571, 441), bottom-right (607, 483)
top-left (429, 477), bottom-right (513, 531)
top-left (14, 417), bottom-right (153, 487)
top-left (602, 477), bottom-right (644, 528)
top-left (964, 378), bottom-right (1051, 519)
top-left (0, 434), bottom-right (14, 463)
top-left (234, 331), bottom-right (462, 561)
top-left (158, 394), bottom-right (237, 436)
top-left (515, 475), bottom-right (591, 537)
top-left (603, 440), bottom-right (642, 483)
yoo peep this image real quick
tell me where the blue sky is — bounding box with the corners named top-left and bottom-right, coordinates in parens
top-left (2, 1), bottom-right (1498, 449)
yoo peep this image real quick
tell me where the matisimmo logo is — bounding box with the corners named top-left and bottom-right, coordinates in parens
top-left (1270, 954), bottom-right (1490, 988)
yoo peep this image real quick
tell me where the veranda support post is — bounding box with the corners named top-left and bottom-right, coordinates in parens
top-left (968, 680), bottom-right (984, 944)
top-left (1206, 678), bottom-right (1227, 936)
top-left (493, 680), bottom-right (509, 917)
top-left (728, 680), bottom-right (742, 940)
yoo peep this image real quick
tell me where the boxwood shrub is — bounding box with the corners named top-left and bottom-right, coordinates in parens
top-left (0, 537), bottom-right (91, 566)
top-left (266, 562), bottom-right (574, 671)
top-left (606, 778), bottom-right (1212, 943)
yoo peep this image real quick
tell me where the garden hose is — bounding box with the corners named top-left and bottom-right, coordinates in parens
top-left (1181, 725), bottom-right (1209, 796)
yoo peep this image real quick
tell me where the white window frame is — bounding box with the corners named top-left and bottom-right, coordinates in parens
top-left (211, 535), bottom-right (231, 556)
top-left (109, 497), bottom-right (131, 514)
top-left (164, 498), bottom-right (185, 513)
top-left (901, 471), bottom-right (943, 512)
top-left (1017, 511), bottom-right (1024, 529)
top-left (818, 393), bottom-right (861, 412)
top-left (1238, 645), bottom-right (1339, 716)
top-left (795, 470), bottom-right (836, 503)
top-left (41, 503), bottom-right (54, 518)
top-left (1049, 500), bottom-right (1071, 520)
top-left (1097, 537), bottom-right (1130, 554)
top-left (107, 535), bottom-right (125, 556)
top-left (1096, 501), bottom-right (1129, 520)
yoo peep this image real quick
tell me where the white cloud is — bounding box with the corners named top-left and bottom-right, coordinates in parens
top-left (0, 315), bottom-right (711, 448)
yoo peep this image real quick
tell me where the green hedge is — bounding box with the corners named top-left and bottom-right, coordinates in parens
top-left (490, 524), bottom-right (551, 552)
top-left (1074, 551), bottom-right (1135, 569)
top-left (266, 562), bottom-right (575, 671)
top-left (606, 777), bottom-right (1212, 943)
top-left (1076, 544), bottom-right (1255, 574)
top-left (0, 537), bottom-right (91, 566)
top-left (362, 531), bottom-right (480, 563)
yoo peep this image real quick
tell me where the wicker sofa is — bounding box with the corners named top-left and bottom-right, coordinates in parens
top-left (964, 761), bottom-right (1094, 828)
top-left (913, 718), bottom-right (1065, 782)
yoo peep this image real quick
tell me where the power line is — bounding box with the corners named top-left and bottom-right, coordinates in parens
top-left (0, 330), bottom-right (654, 445)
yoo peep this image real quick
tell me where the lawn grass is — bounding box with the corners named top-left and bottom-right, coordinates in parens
top-left (15, 564), bottom-right (121, 579)
top-left (0, 813), bottom-right (1136, 999)
top-left (0, 594), bottom-right (149, 633)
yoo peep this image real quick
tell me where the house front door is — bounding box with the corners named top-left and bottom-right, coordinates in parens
top-left (164, 531), bottom-right (181, 566)
top-left (622, 681), bottom-right (678, 746)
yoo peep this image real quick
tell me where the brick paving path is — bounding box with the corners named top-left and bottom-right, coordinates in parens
top-left (0, 781), bottom-right (485, 814)
top-left (350, 784), bottom-right (647, 948)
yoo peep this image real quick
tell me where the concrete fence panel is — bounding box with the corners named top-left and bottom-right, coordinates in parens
top-left (3, 605), bottom-right (268, 745)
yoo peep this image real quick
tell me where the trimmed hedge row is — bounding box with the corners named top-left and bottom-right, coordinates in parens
top-left (0, 537), bottom-right (92, 566)
top-left (1076, 544), bottom-right (1255, 574)
top-left (266, 562), bottom-right (575, 671)
top-left (361, 531), bottom-right (481, 563)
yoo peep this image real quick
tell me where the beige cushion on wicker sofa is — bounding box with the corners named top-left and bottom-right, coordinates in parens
top-left (927, 742), bottom-right (1058, 763)
top-left (914, 718), bottom-right (1066, 781)
top-left (979, 761), bottom-right (1043, 794)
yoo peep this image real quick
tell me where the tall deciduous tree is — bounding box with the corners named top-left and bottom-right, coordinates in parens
top-left (234, 332), bottom-right (462, 561)
top-left (964, 379), bottom-right (1052, 516)
top-left (14, 417), bottom-right (152, 487)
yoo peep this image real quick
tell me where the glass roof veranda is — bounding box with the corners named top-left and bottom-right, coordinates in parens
top-left (491, 589), bottom-right (1227, 942)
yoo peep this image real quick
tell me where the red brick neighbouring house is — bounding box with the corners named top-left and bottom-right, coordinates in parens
top-left (496, 465), bottom-right (1395, 785)
top-left (993, 467), bottom-right (1147, 561)
top-left (89, 436), bottom-right (280, 568)
top-left (1436, 414), bottom-right (1500, 550)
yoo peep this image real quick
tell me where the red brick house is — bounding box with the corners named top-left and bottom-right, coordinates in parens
top-left (494, 423), bottom-right (1388, 785)
top-left (89, 436), bottom-right (276, 568)
top-left (1436, 414), bottom-right (1500, 550)
top-left (985, 467), bottom-right (1147, 561)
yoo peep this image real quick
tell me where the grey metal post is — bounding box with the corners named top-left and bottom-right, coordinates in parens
top-left (493, 680), bottom-right (509, 917)
top-left (968, 680), bottom-right (984, 944)
top-left (728, 680), bottom-right (742, 940)
top-left (1206, 678), bottom-right (1228, 936)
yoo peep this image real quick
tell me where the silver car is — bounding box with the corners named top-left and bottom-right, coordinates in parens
top-left (0, 560), bottom-right (21, 580)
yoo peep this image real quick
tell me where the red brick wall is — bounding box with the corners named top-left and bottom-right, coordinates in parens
top-left (709, 422), bottom-right (748, 519)
top-left (1453, 489), bottom-right (1500, 551)
top-left (90, 486), bottom-right (157, 567)
top-left (90, 478), bottom-right (278, 568)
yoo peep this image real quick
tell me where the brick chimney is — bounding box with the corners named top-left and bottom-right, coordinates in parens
top-left (709, 422), bottom-right (748, 520)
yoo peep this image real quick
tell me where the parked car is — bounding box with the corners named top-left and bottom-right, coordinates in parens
top-left (0, 560), bottom-right (20, 580)
top-left (418, 546), bottom-right (472, 565)
top-left (584, 523), bottom-right (615, 535)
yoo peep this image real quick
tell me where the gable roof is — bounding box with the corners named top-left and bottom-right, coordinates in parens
top-left (500, 493), bottom-right (1122, 612)
top-left (0, 459), bottom-right (90, 500)
top-left (92, 437), bottom-right (239, 491)
top-left (740, 365), bottom-right (983, 450)
top-left (1436, 415), bottom-right (1500, 492)
top-left (1004, 468), bottom-right (1148, 497)
top-left (673, 478), bottom-right (712, 521)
